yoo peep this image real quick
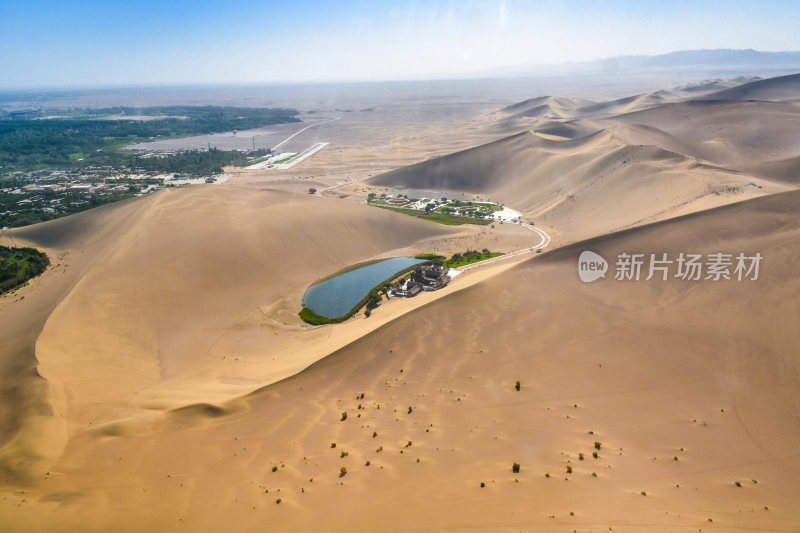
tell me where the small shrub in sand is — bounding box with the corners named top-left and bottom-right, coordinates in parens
top-left (271, 466), bottom-right (278, 472)
top-left (340, 451), bottom-right (349, 458)
top-left (339, 467), bottom-right (347, 477)
top-left (512, 462), bottom-right (521, 473)
top-left (566, 465), bottom-right (572, 474)
top-left (341, 412), bottom-right (347, 421)
top-left (594, 441), bottom-right (602, 450)
top-left (331, 442), bottom-right (336, 448)
top-left (276, 498), bottom-right (281, 504)
top-left (515, 380), bottom-right (521, 391)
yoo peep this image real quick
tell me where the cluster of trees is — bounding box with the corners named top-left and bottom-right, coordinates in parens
top-left (0, 106), bottom-right (298, 171)
top-left (444, 249), bottom-right (496, 267)
top-left (128, 148), bottom-right (266, 177)
top-left (0, 176), bottom-right (27, 188)
top-left (363, 289), bottom-right (382, 317)
top-left (0, 245), bottom-right (49, 294)
top-left (0, 189), bottom-right (135, 228)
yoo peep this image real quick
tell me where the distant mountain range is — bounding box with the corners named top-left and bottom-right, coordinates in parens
top-left (479, 49), bottom-right (800, 78)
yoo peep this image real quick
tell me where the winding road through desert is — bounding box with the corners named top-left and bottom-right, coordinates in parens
top-left (460, 221), bottom-right (551, 271)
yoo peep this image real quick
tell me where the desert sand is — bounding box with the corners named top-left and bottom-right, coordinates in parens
top-left (1, 72), bottom-right (800, 532)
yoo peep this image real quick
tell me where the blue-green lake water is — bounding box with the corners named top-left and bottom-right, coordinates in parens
top-left (303, 257), bottom-right (426, 318)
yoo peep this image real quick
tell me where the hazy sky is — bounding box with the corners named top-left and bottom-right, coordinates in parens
top-left (2, 0), bottom-right (799, 88)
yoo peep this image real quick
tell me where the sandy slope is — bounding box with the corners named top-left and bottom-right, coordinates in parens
top-left (0, 186), bottom-right (468, 479)
top-left (370, 72), bottom-right (800, 244)
top-left (607, 100), bottom-right (800, 166)
top-left (3, 189), bottom-right (799, 532)
top-left (0, 195), bottom-right (165, 482)
top-left (490, 74), bottom-right (764, 132)
top-left (368, 128), bottom-right (790, 243)
top-left (698, 72), bottom-right (800, 102)
top-left (1, 71), bottom-right (800, 531)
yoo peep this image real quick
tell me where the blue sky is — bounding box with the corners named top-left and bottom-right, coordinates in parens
top-left (2, 0), bottom-right (799, 88)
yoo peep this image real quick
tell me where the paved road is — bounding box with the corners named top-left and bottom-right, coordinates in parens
top-left (272, 116), bottom-right (340, 151)
top-left (459, 222), bottom-right (551, 272)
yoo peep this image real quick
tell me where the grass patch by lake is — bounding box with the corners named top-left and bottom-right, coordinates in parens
top-left (0, 245), bottom-right (49, 294)
top-left (445, 251), bottom-right (503, 268)
top-left (414, 253), bottom-right (446, 261)
top-left (415, 249), bottom-right (503, 268)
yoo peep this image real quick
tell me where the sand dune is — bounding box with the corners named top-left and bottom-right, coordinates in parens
top-left (698, 72), bottom-right (800, 102)
top-left (742, 154), bottom-right (800, 183)
top-left (368, 124), bottom-right (790, 243)
top-left (0, 185), bottom-right (464, 481)
top-left (491, 72), bottom-right (800, 183)
top-left (576, 90), bottom-right (676, 117)
top-left (4, 188), bottom-right (799, 532)
top-left (2, 71), bottom-right (800, 531)
top-left (499, 96), bottom-right (596, 121)
top-left (371, 73), bottom-right (800, 230)
top-left (673, 76), bottom-right (761, 94)
top-left (532, 119), bottom-right (597, 139)
top-left (608, 100), bottom-right (800, 165)
top-left (0, 195), bottom-right (163, 482)
top-left (496, 92), bottom-right (679, 131)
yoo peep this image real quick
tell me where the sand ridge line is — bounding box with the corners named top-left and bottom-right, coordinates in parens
top-left (128, 251), bottom-right (540, 410)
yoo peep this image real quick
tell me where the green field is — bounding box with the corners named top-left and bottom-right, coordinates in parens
top-left (0, 245), bottom-right (50, 294)
top-left (444, 251), bottom-right (503, 268)
top-left (416, 249), bottom-right (503, 268)
top-left (374, 205), bottom-right (493, 226)
top-left (0, 106), bottom-right (298, 173)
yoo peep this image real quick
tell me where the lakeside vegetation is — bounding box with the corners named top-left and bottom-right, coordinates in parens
top-left (301, 249), bottom-right (503, 325)
top-left (0, 245), bottom-right (49, 294)
top-left (299, 262), bottom-right (426, 325)
top-left (444, 249), bottom-right (503, 267)
top-left (416, 249), bottom-right (503, 268)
